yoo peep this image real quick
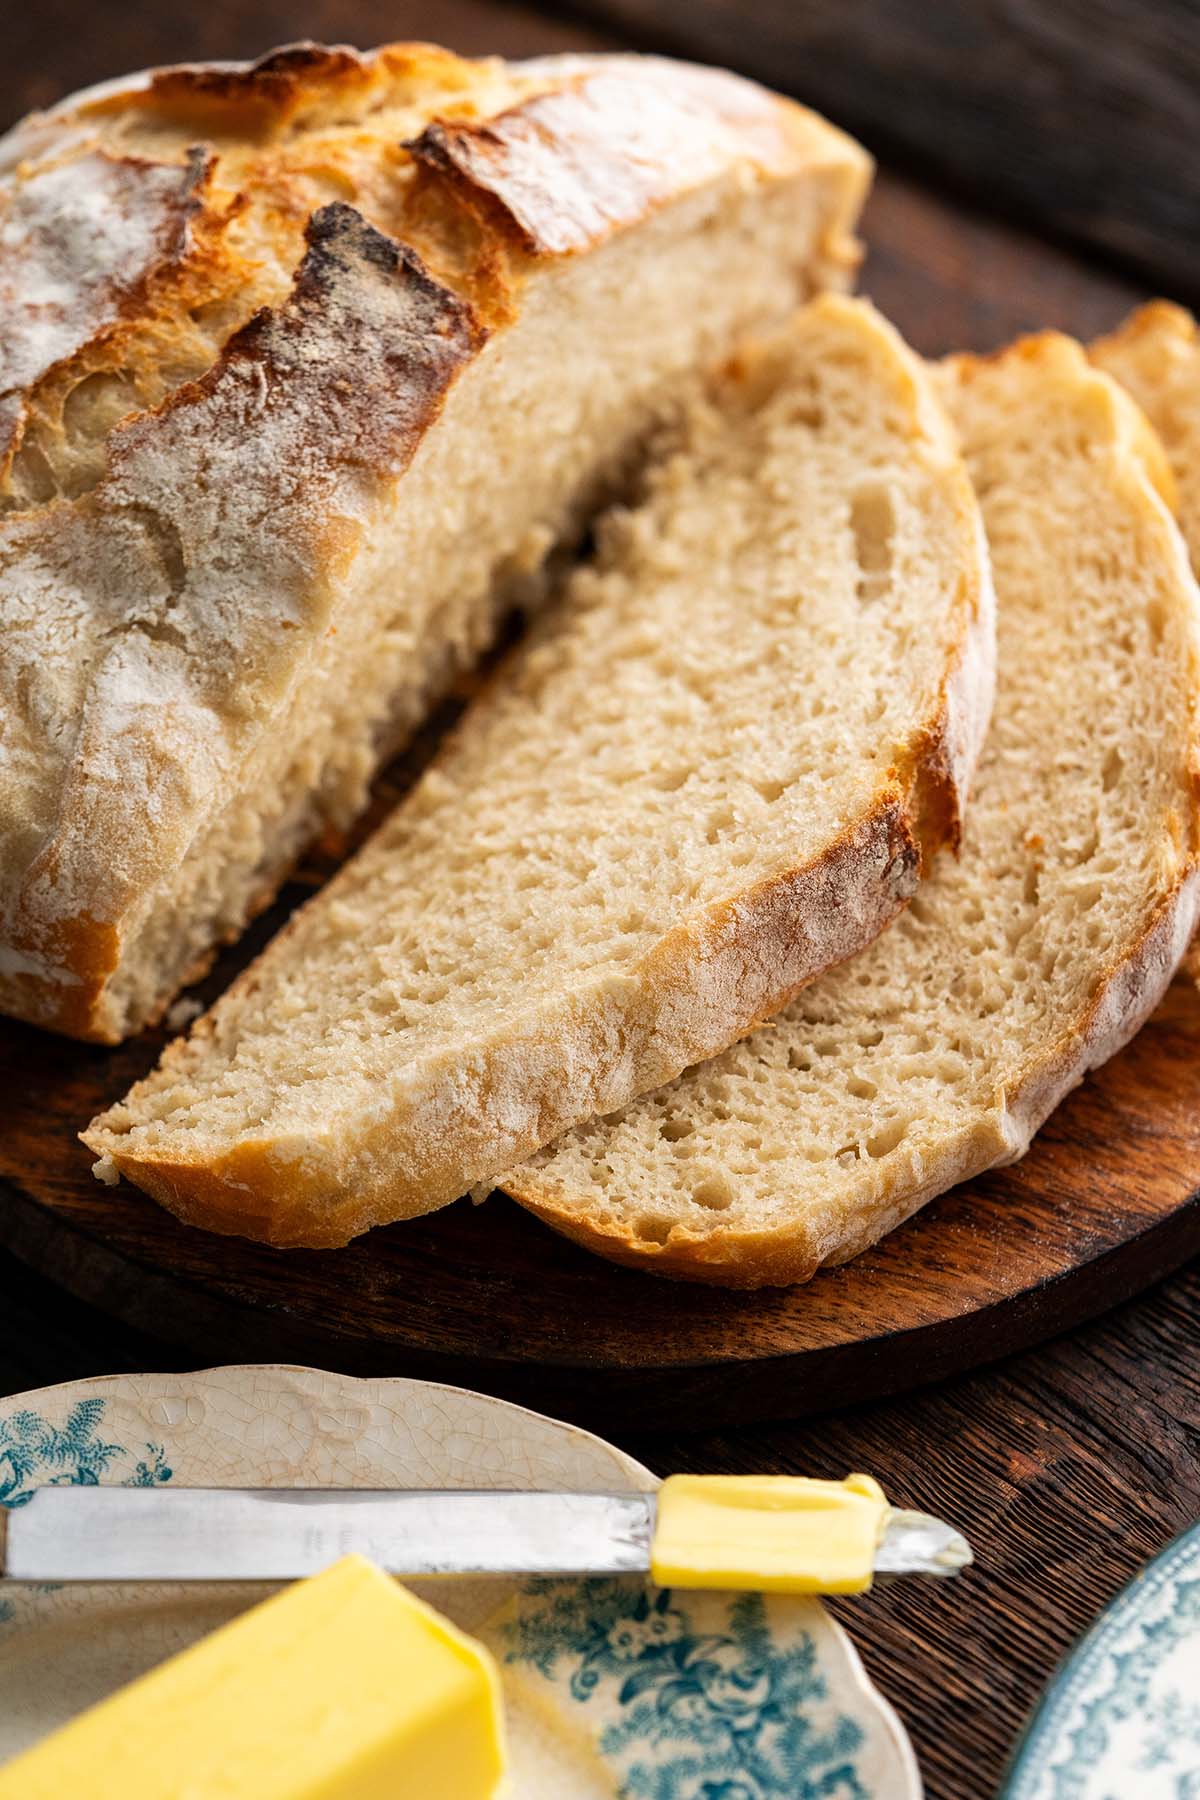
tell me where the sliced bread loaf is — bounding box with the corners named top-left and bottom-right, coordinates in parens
top-left (0, 42), bottom-right (871, 1041)
top-left (83, 294), bottom-right (993, 1247)
top-left (501, 335), bottom-right (1200, 1286)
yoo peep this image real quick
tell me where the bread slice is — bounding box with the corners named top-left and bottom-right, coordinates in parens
top-left (0, 42), bottom-right (871, 1042)
top-left (83, 294), bottom-right (994, 1247)
top-left (1093, 302), bottom-right (1200, 561)
top-left (501, 334), bottom-right (1200, 1286)
top-left (1093, 303), bottom-right (1200, 986)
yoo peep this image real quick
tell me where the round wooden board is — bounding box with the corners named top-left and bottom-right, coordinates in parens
top-left (3, 880), bottom-right (1199, 1428)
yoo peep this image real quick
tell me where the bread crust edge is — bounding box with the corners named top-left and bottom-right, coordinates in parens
top-left (502, 861), bottom-right (1200, 1286)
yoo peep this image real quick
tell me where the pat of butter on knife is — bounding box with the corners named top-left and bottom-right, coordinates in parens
top-left (0, 1554), bottom-right (507, 1799)
top-left (652, 1473), bottom-right (888, 1594)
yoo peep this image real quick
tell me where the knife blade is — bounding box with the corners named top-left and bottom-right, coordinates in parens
top-left (0, 1486), bottom-right (971, 1586)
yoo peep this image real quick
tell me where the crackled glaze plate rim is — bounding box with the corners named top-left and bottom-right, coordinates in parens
top-left (1001, 1519), bottom-right (1200, 1799)
top-left (0, 1364), bottom-right (921, 1797)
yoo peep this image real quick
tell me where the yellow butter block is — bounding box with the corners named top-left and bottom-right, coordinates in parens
top-left (651, 1473), bottom-right (889, 1594)
top-left (0, 1554), bottom-right (507, 1799)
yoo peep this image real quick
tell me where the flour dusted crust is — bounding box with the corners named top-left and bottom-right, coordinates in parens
top-left (406, 58), bottom-right (846, 257)
top-left (5, 206), bottom-right (482, 1033)
top-left (0, 147), bottom-right (211, 473)
top-left (0, 41), bottom-right (871, 1040)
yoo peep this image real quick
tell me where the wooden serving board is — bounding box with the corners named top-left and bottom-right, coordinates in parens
top-left (3, 170), bottom-right (1197, 1432)
top-left (3, 964), bottom-right (1199, 1432)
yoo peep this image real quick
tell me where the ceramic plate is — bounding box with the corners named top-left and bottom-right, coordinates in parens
top-left (0, 1365), bottom-right (919, 1798)
top-left (1003, 1521), bottom-right (1200, 1800)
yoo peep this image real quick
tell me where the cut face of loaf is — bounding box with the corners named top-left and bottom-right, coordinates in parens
top-left (0, 41), bottom-right (872, 1041)
top-left (501, 334), bottom-right (1200, 1287)
top-left (83, 294), bottom-right (994, 1247)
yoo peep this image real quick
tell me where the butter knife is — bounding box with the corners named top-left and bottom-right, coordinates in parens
top-left (0, 1478), bottom-right (971, 1590)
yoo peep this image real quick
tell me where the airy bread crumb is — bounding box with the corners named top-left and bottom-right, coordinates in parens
top-left (83, 295), bottom-right (992, 1248)
top-left (502, 334), bottom-right (1200, 1286)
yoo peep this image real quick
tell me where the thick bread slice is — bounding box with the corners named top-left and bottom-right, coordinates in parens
top-left (501, 334), bottom-right (1200, 1286)
top-left (0, 41), bottom-right (871, 1042)
top-left (1093, 302), bottom-right (1200, 561)
top-left (83, 294), bottom-right (994, 1248)
top-left (1093, 303), bottom-right (1200, 985)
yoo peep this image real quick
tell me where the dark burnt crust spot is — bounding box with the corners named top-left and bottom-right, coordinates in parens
top-left (106, 199), bottom-right (486, 482)
top-left (231, 42), bottom-right (365, 82)
top-left (300, 198), bottom-right (486, 343)
top-left (302, 198), bottom-right (467, 303)
top-left (407, 120), bottom-right (488, 181)
top-left (401, 119), bottom-right (550, 262)
top-left (222, 203), bottom-right (487, 442)
top-left (108, 40), bottom-right (482, 142)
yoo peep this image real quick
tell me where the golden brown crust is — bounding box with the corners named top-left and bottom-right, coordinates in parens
top-left (395, 58), bottom-right (869, 329)
top-left (0, 145), bottom-right (216, 479)
top-left (56, 42), bottom-right (482, 139)
top-left (1, 42), bottom-right (870, 1041)
top-left (405, 60), bottom-right (838, 259)
top-left (146, 43), bottom-right (371, 119)
top-left (122, 198), bottom-right (486, 456)
top-left (1092, 300), bottom-right (1198, 381)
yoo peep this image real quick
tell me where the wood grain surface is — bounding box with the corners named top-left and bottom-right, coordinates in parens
top-left (3, 948), bottom-right (1199, 1426)
top-left (656, 1268), bottom-right (1200, 1800)
top-left (567, 0), bottom-right (1200, 302)
top-left (2, 6), bottom-right (1198, 1799)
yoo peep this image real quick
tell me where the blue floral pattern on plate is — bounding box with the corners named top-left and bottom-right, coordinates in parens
top-left (499, 1577), bottom-right (871, 1798)
top-left (0, 1370), bottom-right (918, 1796)
top-left (1003, 1521), bottom-right (1200, 1800)
top-left (0, 1398), bottom-right (172, 1629)
top-left (0, 1399), bottom-right (171, 1511)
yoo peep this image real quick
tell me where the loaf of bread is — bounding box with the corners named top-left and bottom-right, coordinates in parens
top-left (501, 336), bottom-right (1200, 1285)
top-left (0, 40), bottom-right (871, 1041)
top-left (83, 295), bottom-right (993, 1247)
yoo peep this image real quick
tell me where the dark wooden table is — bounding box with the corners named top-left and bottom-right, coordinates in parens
top-left (4, 5), bottom-right (1198, 1798)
